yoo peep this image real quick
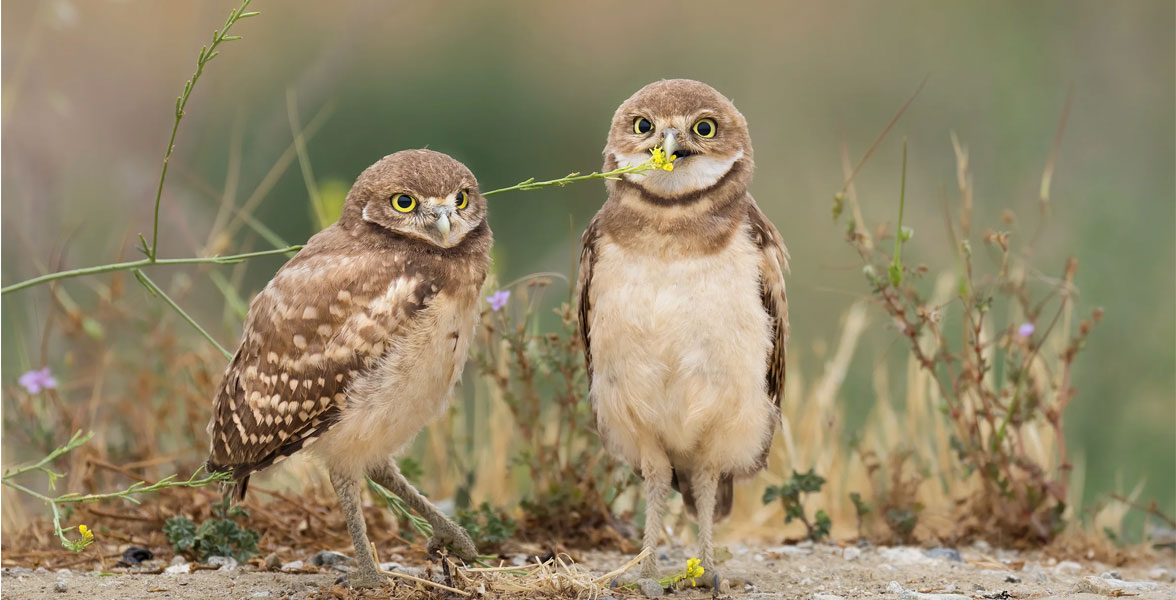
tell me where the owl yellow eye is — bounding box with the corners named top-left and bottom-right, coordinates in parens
top-left (391, 194), bottom-right (416, 213)
top-left (455, 190), bottom-right (469, 210)
top-left (634, 117), bottom-right (653, 135)
top-left (693, 118), bottom-right (717, 138)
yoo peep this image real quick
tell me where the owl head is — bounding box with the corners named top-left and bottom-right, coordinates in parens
top-left (340, 149), bottom-right (486, 249)
top-left (604, 79), bottom-right (754, 200)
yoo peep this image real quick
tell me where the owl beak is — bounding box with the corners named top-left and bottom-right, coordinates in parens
top-left (662, 128), bottom-right (680, 160)
top-left (434, 207), bottom-right (452, 241)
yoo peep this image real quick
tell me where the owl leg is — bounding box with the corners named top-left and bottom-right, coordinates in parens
top-left (329, 468), bottom-right (384, 588)
top-left (689, 468), bottom-right (723, 590)
top-left (639, 449), bottom-right (672, 579)
top-left (368, 459), bottom-right (477, 561)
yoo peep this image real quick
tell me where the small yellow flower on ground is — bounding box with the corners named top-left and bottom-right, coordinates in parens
top-left (662, 557), bottom-right (705, 588)
top-left (79, 524), bottom-right (93, 540)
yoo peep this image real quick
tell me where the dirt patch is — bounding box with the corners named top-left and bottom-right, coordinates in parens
top-left (3, 543), bottom-right (1174, 600)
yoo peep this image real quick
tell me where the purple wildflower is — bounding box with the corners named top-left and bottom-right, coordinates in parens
top-left (486, 289), bottom-right (510, 312)
top-left (1017, 322), bottom-right (1035, 338)
top-left (18, 367), bottom-right (57, 394)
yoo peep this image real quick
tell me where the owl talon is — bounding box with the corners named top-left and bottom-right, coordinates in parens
top-left (335, 569), bottom-right (385, 589)
top-left (427, 525), bottom-right (478, 562)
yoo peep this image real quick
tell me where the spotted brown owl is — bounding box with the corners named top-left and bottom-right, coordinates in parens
top-left (206, 149), bottom-right (490, 588)
top-left (577, 79), bottom-right (789, 587)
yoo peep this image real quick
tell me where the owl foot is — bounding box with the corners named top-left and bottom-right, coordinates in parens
top-left (679, 572), bottom-right (727, 597)
top-left (427, 522), bottom-right (478, 562)
top-left (335, 568), bottom-right (385, 589)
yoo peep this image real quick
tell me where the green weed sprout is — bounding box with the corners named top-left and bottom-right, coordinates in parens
top-left (762, 468), bottom-right (832, 542)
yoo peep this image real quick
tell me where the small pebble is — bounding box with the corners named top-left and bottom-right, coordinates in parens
top-left (264, 552), bottom-right (281, 571)
top-left (207, 556), bottom-right (238, 571)
top-left (1148, 567), bottom-right (1172, 581)
top-left (1097, 576), bottom-right (1159, 591)
top-left (925, 547), bottom-right (963, 562)
top-left (843, 547), bottom-right (862, 561)
top-left (879, 546), bottom-right (933, 565)
top-left (886, 581), bottom-right (972, 600)
top-left (53, 580), bottom-right (67, 593)
top-left (310, 550), bottom-right (353, 567)
top-left (637, 577), bottom-right (664, 598)
top-left (813, 594), bottom-right (846, 600)
top-left (1004, 574), bottom-right (1021, 583)
top-left (1053, 560), bottom-right (1082, 575)
top-left (1075, 575), bottom-right (1117, 595)
top-left (120, 546), bottom-right (153, 566)
top-left (164, 563), bottom-right (190, 575)
top-left (169, 556), bottom-right (187, 566)
top-left (250, 592), bottom-right (272, 599)
top-left (280, 560), bottom-right (304, 571)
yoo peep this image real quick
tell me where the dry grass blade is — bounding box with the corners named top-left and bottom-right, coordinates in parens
top-left (839, 73), bottom-right (929, 194)
top-left (458, 549), bottom-right (649, 599)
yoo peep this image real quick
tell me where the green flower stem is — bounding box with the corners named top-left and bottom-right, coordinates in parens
top-left (888, 138), bottom-right (909, 286)
top-left (149, 0), bottom-right (258, 260)
top-left (367, 477), bottom-right (434, 539)
top-left (1, 246), bottom-right (303, 295)
top-left (133, 269), bottom-right (232, 359)
top-left (2, 430), bottom-right (90, 483)
top-left (483, 161), bottom-right (657, 197)
top-left (2, 431), bottom-right (231, 551)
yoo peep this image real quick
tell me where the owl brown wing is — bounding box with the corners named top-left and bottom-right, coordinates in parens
top-left (206, 241), bottom-right (435, 495)
top-left (747, 202), bottom-right (790, 408)
top-left (576, 216), bottom-right (603, 384)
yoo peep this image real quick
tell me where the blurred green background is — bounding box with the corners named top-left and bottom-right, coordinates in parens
top-left (3, 2), bottom-right (1173, 522)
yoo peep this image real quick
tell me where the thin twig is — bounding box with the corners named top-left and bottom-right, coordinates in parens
top-left (839, 74), bottom-right (929, 194)
top-left (132, 270), bottom-right (231, 359)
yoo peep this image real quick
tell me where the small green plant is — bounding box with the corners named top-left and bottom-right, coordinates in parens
top-left (164, 497), bottom-right (260, 562)
top-left (456, 502), bottom-right (518, 552)
top-left (476, 291), bottom-right (638, 546)
top-left (762, 468), bottom-right (832, 542)
top-left (849, 492), bottom-right (871, 539)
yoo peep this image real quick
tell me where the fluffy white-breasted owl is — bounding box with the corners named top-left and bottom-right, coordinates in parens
top-left (577, 79), bottom-right (789, 585)
top-left (207, 150), bottom-right (489, 588)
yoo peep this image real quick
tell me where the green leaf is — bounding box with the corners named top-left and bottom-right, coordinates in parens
top-left (761, 486), bottom-right (780, 505)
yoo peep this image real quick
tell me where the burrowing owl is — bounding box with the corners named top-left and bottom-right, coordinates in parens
top-left (206, 150), bottom-right (489, 587)
top-left (577, 79), bottom-right (788, 586)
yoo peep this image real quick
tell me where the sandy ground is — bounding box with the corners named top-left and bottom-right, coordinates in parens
top-left (2, 542), bottom-right (1174, 600)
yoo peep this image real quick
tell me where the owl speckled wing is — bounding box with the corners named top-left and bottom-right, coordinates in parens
top-left (576, 216), bottom-right (602, 384)
top-left (747, 202), bottom-right (789, 408)
top-left (207, 239), bottom-right (434, 495)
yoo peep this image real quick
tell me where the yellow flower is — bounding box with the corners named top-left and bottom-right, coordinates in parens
top-left (649, 146), bottom-right (677, 172)
top-left (664, 557), bottom-right (705, 588)
top-left (79, 524), bottom-right (94, 540)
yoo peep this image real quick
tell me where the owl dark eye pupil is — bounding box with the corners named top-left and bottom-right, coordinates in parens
top-left (393, 195), bottom-right (414, 210)
top-left (697, 121), bottom-right (712, 136)
top-left (634, 117), bottom-right (653, 134)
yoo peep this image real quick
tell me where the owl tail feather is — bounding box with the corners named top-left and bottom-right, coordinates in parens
top-left (206, 460), bottom-right (250, 503)
top-left (671, 469), bottom-right (734, 522)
